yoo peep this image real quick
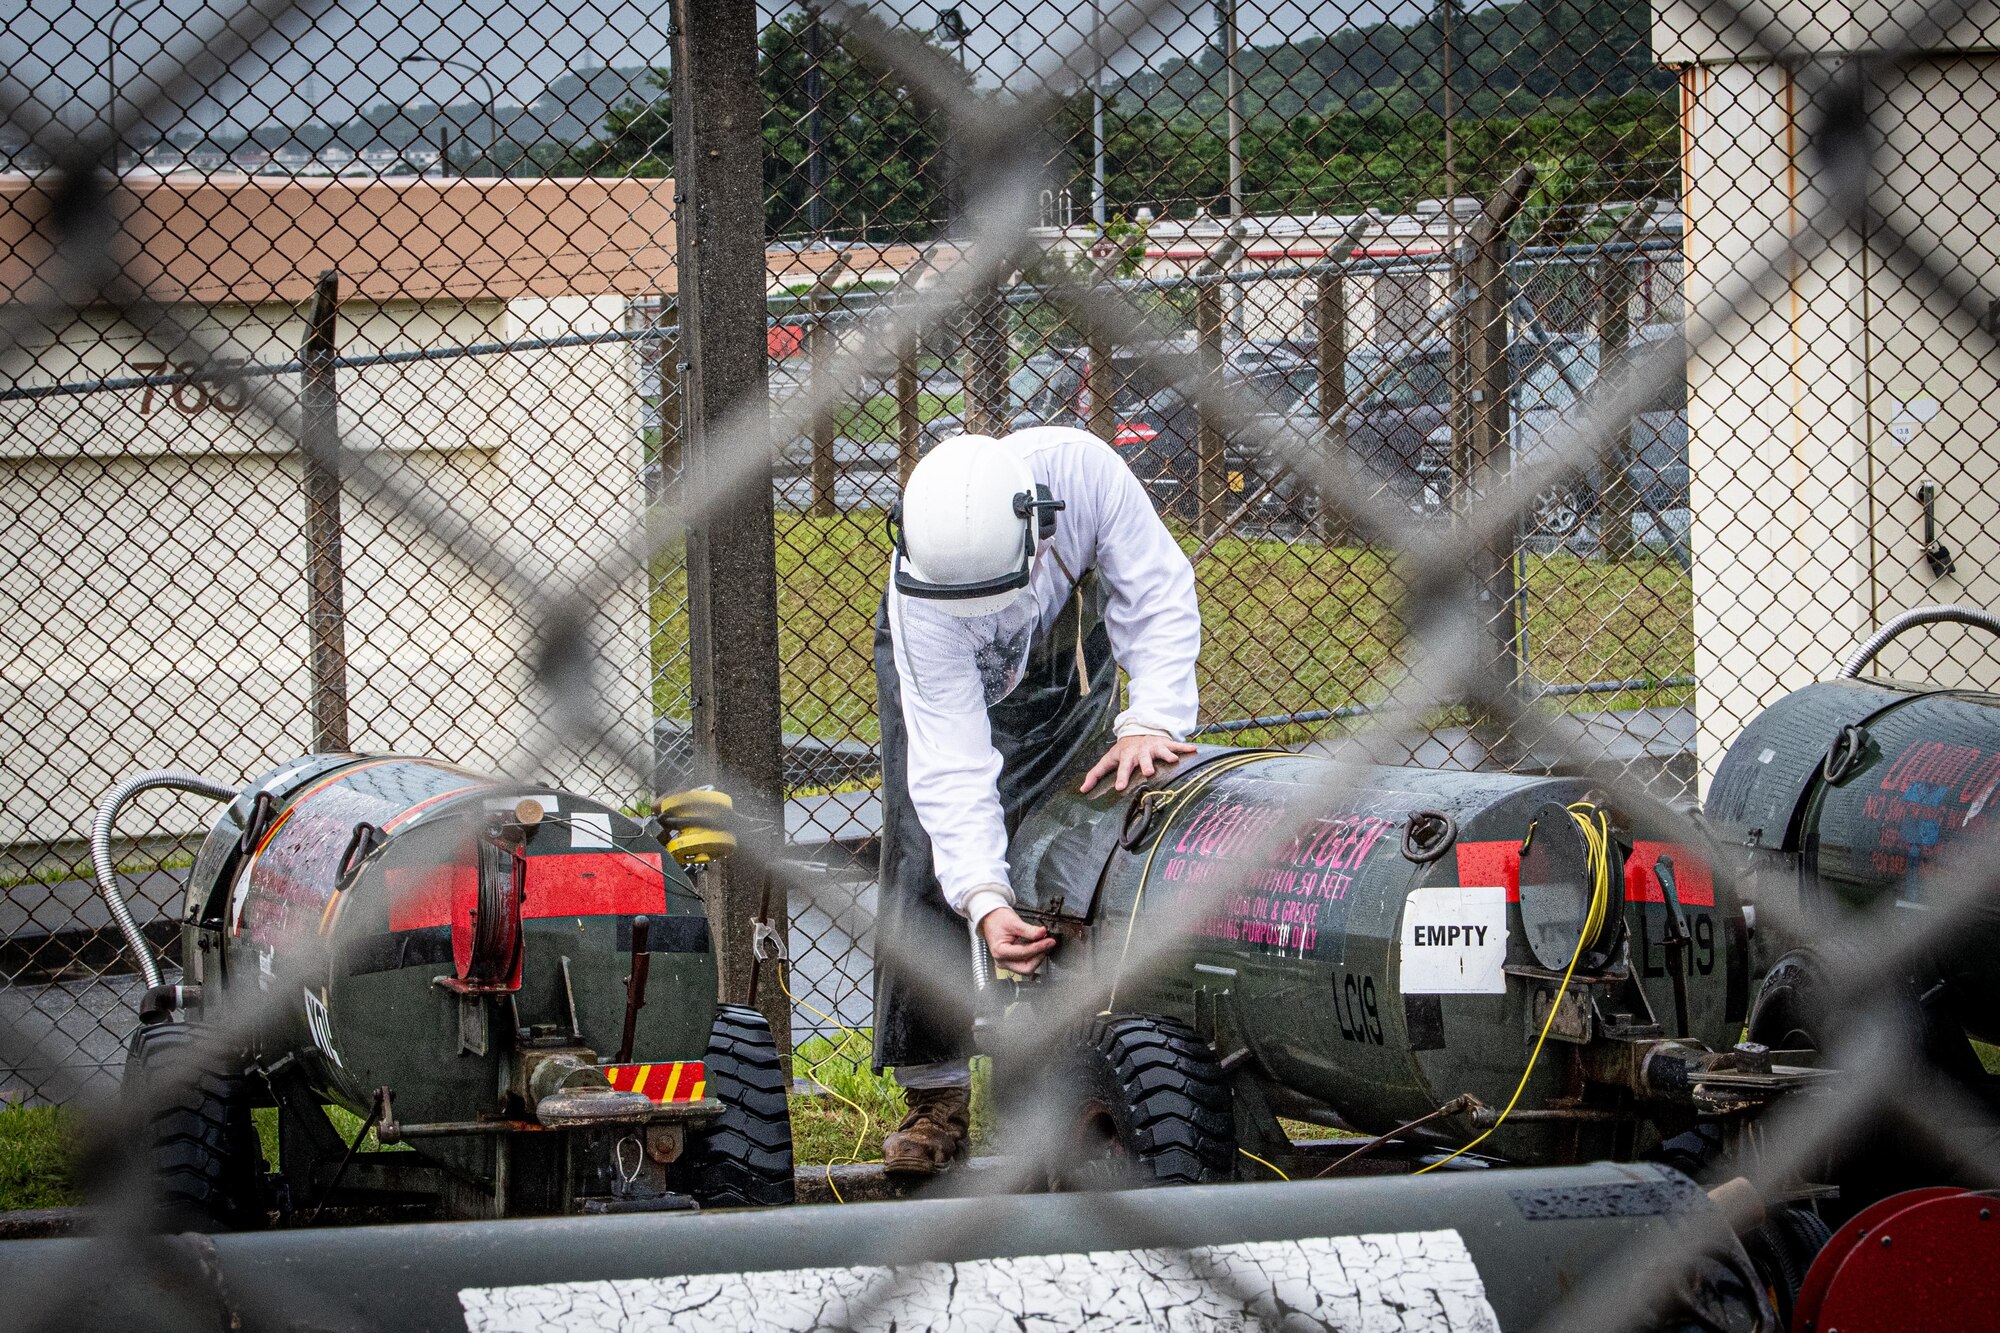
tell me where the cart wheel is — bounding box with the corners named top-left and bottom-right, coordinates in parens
top-left (689, 1004), bottom-right (795, 1207)
top-left (1742, 1203), bottom-right (1833, 1329)
top-left (1748, 950), bottom-right (1829, 1053)
top-left (123, 1022), bottom-right (264, 1231)
top-left (1049, 1013), bottom-right (1234, 1190)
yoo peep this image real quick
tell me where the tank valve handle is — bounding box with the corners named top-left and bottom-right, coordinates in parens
top-left (1654, 854), bottom-right (1693, 1039)
top-left (616, 915), bottom-right (652, 1064)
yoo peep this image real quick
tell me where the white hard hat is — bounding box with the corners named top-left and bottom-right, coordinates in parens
top-left (892, 434), bottom-right (1063, 618)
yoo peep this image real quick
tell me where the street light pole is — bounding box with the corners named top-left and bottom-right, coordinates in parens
top-left (401, 54), bottom-right (500, 176)
top-left (805, 5), bottom-right (828, 236)
top-left (1218, 0), bottom-right (1241, 223)
top-left (106, 0), bottom-right (147, 171)
top-left (1090, 0), bottom-right (1106, 228)
top-left (1216, 0), bottom-right (1244, 335)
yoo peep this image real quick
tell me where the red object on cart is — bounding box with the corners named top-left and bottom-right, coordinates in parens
top-left (1793, 1186), bottom-right (2000, 1332)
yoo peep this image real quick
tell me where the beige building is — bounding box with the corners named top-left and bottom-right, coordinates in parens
top-left (1035, 204), bottom-right (1681, 348)
top-left (1660, 2), bottom-right (2000, 788)
top-left (0, 174), bottom-right (675, 851)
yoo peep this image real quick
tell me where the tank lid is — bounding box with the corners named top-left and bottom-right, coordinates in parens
top-left (1704, 679), bottom-right (1921, 850)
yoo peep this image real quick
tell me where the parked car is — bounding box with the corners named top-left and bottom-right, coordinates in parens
top-left (921, 343), bottom-right (1214, 520)
top-left (1414, 326), bottom-right (1690, 551)
top-left (1240, 327), bottom-right (1689, 549)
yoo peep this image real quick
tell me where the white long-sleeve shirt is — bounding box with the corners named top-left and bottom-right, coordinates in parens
top-left (887, 426), bottom-right (1201, 926)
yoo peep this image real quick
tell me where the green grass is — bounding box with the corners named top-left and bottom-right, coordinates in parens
top-left (248, 1104), bottom-right (413, 1171)
top-left (652, 513), bottom-right (1695, 752)
top-left (832, 391), bottom-right (963, 445)
top-left (0, 849), bottom-right (196, 893)
top-left (789, 1031), bottom-right (904, 1166)
top-left (788, 1029), bottom-right (999, 1166)
top-left (0, 1105), bottom-right (79, 1210)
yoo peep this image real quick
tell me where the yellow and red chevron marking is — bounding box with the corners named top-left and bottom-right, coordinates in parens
top-left (603, 1061), bottom-right (707, 1103)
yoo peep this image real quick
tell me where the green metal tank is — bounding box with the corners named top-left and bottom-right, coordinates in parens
top-left (122, 752), bottom-right (793, 1225)
top-left (1708, 676), bottom-right (2000, 1041)
top-left (1005, 747), bottom-right (1775, 1171)
top-left (1701, 606), bottom-right (2000, 1216)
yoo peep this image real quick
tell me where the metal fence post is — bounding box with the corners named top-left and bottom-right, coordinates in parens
top-left (1595, 205), bottom-right (1653, 562)
top-left (301, 268), bottom-right (351, 754)
top-left (1195, 278), bottom-right (1226, 537)
top-left (1314, 266), bottom-right (1350, 545)
top-left (1085, 332), bottom-right (1113, 443)
top-left (963, 288), bottom-right (1011, 436)
top-left (809, 286), bottom-right (838, 517)
top-left (1451, 167), bottom-right (1533, 704)
top-left (672, 0), bottom-right (790, 1050)
top-left (1084, 248), bottom-right (1120, 445)
top-left (807, 256), bottom-right (849, 516)
top-left (896, 338), bottom-right (922, 482)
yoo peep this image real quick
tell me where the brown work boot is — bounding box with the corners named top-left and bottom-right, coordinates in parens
top-left (881, 1085), bottom-right (971, 1177)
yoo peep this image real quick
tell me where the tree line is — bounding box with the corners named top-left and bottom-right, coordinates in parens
top-left (569, 2), bottom-right (1676, 239)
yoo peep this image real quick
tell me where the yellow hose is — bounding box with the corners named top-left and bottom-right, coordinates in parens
top-left (1414, 802), bottom-right (1614, 1174)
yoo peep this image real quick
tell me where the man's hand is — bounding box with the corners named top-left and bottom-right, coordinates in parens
top-left (979, 905), bottom-right (1057, 977)
top-left (1081, 733), bottom-right (1198, 794)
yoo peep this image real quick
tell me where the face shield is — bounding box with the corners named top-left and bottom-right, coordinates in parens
top-left (896, 592), bottom-right (1039, 711)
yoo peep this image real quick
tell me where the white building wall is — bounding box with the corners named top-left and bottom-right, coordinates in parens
top-left (1662, 7), bottom-right (2000, 791)
top-left (0, 294), bottom-right (649, 849)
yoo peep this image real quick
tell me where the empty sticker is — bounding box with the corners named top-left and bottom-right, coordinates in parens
top-left (1401, 885), bottom-right (1509, 994)
top-left (460, 1229), bottom-right (1497, 1332)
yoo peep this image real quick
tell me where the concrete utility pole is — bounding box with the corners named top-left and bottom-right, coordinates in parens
top-left (1451, 167), bottom-right (1534, 741)
top-left (671, 0), bottom-right (790, 1051)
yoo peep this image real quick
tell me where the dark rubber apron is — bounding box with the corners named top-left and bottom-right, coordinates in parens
top-left (871, 572), bottom-right (1115, 1072)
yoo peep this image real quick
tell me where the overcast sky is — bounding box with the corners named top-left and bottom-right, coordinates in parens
top-left (0, 0), bottom-right (1431, 137)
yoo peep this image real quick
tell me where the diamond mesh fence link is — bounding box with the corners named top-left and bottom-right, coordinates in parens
top-left (2, 0), bottom-right (2000, 1327)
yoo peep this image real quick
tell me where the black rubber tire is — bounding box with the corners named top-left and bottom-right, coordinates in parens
top-left (1748, 950), bottom-right (1829, 1052)
top-left (1050, 1013), bottom-right (1235, 1190)
top-left (1742, 1205), bottom-right (1833, 1328)
top-left (122, 1022), bottom-right (264, 1232)
top-left (689, 1004), bottom-right (795, 1207)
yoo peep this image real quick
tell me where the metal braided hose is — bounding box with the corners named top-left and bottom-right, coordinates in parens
top-left (91, 770), bottom-right (240, 990)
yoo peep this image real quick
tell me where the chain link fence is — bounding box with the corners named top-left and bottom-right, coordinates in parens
top-left (4, 0), bottom-right (2000, 1325)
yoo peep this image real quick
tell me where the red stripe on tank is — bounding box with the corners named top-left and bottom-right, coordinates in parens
top-left (384, 862), bottom-right (474, 932)
top-left (1455, 840), bottom-right (1522, 902)
top-left (1625, 841), bottom-right (1716, 907)
top-left (522, 852), bottom-right (668, 919)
